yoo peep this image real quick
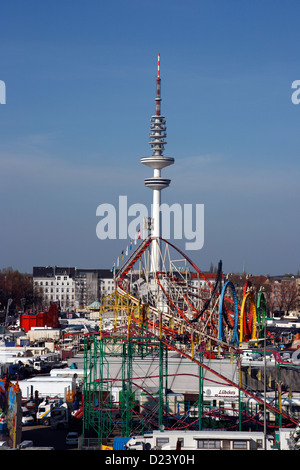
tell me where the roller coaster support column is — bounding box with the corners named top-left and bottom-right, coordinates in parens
top-left (277, 362), bottom-right (282, 428)
top-left (198, 350), bottom-right (203, 430)
top-left (237, 358), bottom-right (242, 431)
top-left (191, 332), bottom-right (195, 359)
top-left (121, 340), bottom-right (133, 437)
top-left (158, 311), bottom-right (164, 430)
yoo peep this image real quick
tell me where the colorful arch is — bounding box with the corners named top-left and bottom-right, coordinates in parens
top-left (256, 291), bottom-right (266, 338)
top-left (239, 291), bottom-right (257, 343)
top-left (242, 281), bottom-right (254, 338)
top-left (218, 281), bottom-right (239, 346)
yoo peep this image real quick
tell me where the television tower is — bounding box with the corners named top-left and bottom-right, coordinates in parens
top-left (141, 54), bottom-right (174, 273)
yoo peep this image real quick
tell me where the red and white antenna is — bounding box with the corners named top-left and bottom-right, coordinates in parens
top-left (156, 53), bottom-right (161, 116)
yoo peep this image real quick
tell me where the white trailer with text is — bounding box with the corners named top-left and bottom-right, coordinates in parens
top-left (125, 430), bottom-right (274, 451)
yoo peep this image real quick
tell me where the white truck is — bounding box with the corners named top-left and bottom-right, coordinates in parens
top-left (50, 404), bottom-right (69, 430)
top-left (36, 400), bottom-right (54, 426)
top-left (36, 400), bottom-right (69, 428)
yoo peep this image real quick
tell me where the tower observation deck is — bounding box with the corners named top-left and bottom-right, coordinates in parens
top-left (141, 54), bottom-right (174, 272)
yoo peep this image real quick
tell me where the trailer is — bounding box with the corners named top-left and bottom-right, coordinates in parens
top-left (125, 430), bottom-right (274, 451)
top-left (17, 376), bottom-right (78, 400)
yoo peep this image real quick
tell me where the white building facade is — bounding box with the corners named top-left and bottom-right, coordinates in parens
top-left (33, 267), bottom-right (76, 311)
top-left (33, 266), bottom-right (115, 311)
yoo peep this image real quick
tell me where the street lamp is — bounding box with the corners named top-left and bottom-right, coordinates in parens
top-left (254, 320), bottom-right (267, 449)
top-left (5, 298), bottom-right (13, 325)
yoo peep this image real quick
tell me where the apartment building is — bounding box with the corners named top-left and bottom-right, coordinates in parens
top-left (33, 266), bottom-right (76, 311)
top-left (33, 266), bottom-right (115, 311)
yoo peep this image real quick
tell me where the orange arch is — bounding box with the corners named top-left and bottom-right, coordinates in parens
top-left (239, 291), bottom-right (257, 343)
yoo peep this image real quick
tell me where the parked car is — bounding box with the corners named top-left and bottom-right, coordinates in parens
top-left (65, 432), bottom-right (79, 446)
top-left (19, 440), bottom-right (34, 449)
top-left (0, 441), bottom-right (10, 448)
top-left (21, 408), bottom-right (34, 426)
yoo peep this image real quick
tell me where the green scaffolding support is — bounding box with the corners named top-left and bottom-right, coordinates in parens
top-left (82, 328), bottom-right (169, 441)
top-left (120, 340), bottom-right (134, 437)
top-left (82, 335), bottom-right (113, 440)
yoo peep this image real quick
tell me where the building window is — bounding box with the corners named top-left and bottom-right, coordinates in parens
top-left (197, 439), bottom-right (221, 449)
top-left (232, 440), bottom-right (247, 450)
top-left (156, 438), bottom-right (169, 450)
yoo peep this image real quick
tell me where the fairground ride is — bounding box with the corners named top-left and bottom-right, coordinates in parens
top-left (81, 236), bottom-right (298, 443)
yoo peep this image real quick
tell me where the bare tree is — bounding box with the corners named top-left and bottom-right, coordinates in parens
top-left (266, 278), bottom-right (298, 316)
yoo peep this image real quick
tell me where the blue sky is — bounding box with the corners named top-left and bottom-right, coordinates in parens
top-left (0, 0), bottom-right (299, 275)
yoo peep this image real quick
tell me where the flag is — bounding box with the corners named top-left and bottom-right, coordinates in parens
top-left (126, 246), bottom-right (128, 256)
top-left (256, 369), bottom-right (261, 381)
top-left (122, 250), bottom-right (124, 261)
top-left (117, 257), bottom-right (119, 267)
top-left (130, 240), bottom-right (132, 250)
top-left (138, 229), bottom-right (141, 239)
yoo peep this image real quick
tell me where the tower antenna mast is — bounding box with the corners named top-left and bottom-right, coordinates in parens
top-left (156, 53), bottom-right (161, 116)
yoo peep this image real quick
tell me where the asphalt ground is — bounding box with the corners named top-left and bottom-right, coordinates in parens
top-left (21, 424), bottom-right (79, 450)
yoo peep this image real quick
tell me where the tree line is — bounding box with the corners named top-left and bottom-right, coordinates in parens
top-left (0, 267), bottom-right (42, 313)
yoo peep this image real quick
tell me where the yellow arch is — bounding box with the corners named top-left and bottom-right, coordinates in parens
top-left (239, 291), bottom-right (257, 343)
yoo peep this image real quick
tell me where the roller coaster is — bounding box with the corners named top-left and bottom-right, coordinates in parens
top-left (106, 236), bottom-right (262, 349)
top-left (82, 236), bottom-right (298, 443)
